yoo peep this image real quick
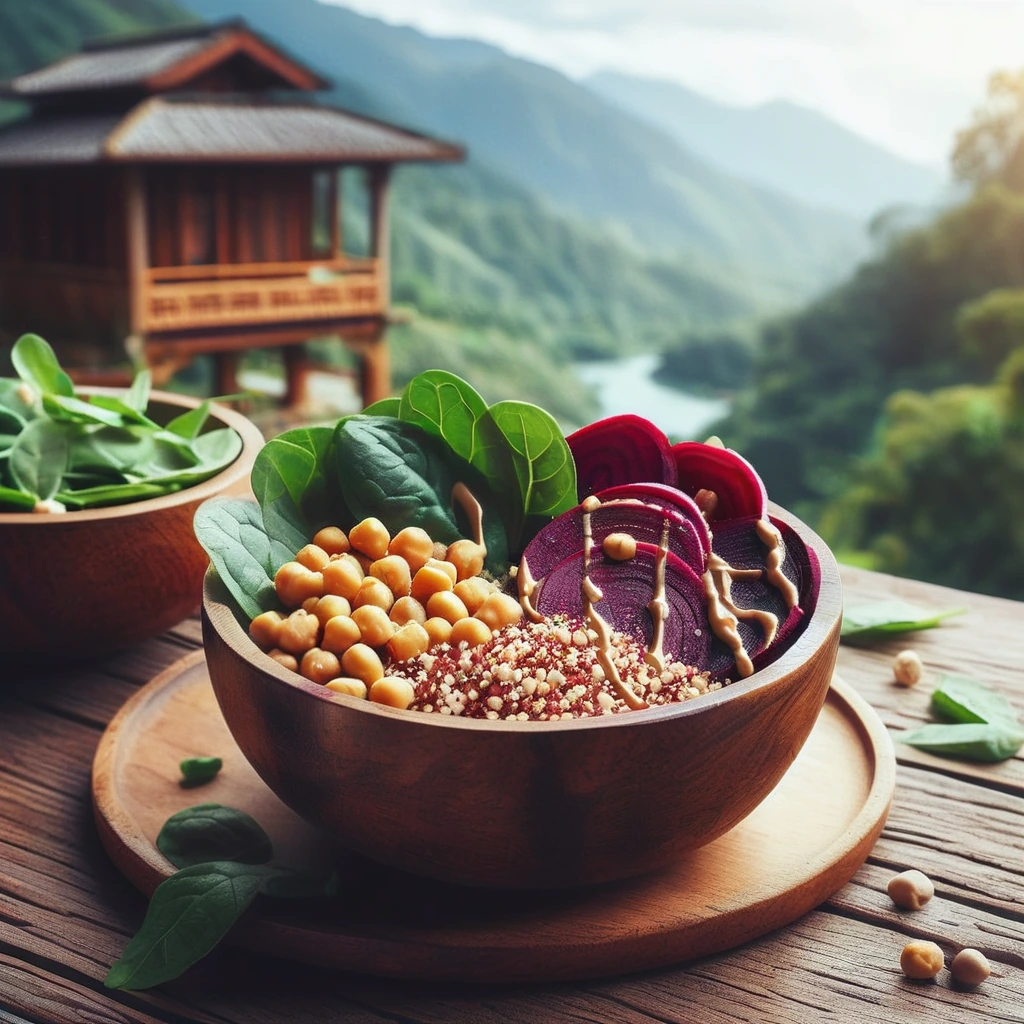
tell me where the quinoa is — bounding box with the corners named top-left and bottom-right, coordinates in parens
top-left (385, 616), bottom-right (723, 721)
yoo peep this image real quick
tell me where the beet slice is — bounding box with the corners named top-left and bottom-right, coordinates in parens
top-left (567, 415), bottom-right (676, 499)
top-left (521, 496), bottom-right (707, 584)
top-left (671, 442), bottom-right (768, 522)
top-left (595, 482), bottom-right (712, 560)
top-left (533, 543), bottom-right (733, 674)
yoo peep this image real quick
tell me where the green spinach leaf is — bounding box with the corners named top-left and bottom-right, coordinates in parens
top-left (931, 674), bottom-right (1020, 729)
top-left (362, 396), bottom-right (400, 416)
top-left (0, 484), bottom-right (36, 511)
top-left (104, 861), bottom-right (266, 991)
top-left (896, 722), bottom-right (1024, 762)
top-left (11, 334), bottom-right (75, 397)
top-left (157, 803), bottom-right (271, 868)
top-left (125, 370), bottom-right (152, 415)
top-left (42, 393), bottom-right (127, 427)
top-left (193, 498), bottom-right (293, 620)
top-left (840, 599), bottom-right (965, 642)
top-left (399, 369), bottom-right (488, 468)
top-left (163, 400), bottom-right (212, 441)
top-left (10, 418), bottom-right (70, 500)
top-left (178, 757), bottom-right (224, 789)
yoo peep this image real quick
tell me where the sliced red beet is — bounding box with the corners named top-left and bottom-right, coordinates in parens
top-left (533, 543), bottom-right (735, 675)
top-left (671, 442), bottom-right (768, 522)
top-left (595, 482), bottom-right (712, 560)
top-left (520, 497), bottom-right (707, 584)
top-left (567, 415), bottom-right (676, 500)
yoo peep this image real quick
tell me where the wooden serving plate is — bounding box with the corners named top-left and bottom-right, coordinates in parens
top-left (92, 651), bottom-right (895, 984)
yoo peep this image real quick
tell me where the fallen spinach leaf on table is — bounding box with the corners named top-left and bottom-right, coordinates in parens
top-left (896, 675), bottom-right (1024, 763)
top-left (158, 803), bottom-right (272, 867)
top-left (178, 757), bottom-right (224, 789)
top-left (840, 599), bottom-right (965, 643)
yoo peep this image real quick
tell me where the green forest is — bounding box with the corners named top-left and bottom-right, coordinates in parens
top-left (717, 72), bottom-right (1024, 600)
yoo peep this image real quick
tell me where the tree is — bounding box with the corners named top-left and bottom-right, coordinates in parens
top-left (952, 70), bottom-right (1024, 190)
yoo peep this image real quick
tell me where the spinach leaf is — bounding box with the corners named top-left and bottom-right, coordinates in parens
top-left (840, 599), bottom-right (965, 642)
top-left (0, 378), bottom-right (36, 419)
top-left (193, 498), bottom-right (293, 620)
top-left (931, 674), bottom-right (1020, 729)
top-left (251, 425), bottom-right (345, 554)
top-left (896, 722), bottom-right (1024, 763)
top-left (58, 482), bottom-right (170, 509)
top-left (178, 757), bottom-right (224, 789)
top-left (125, 370), bottom-right (152, 415)
top-left (362, 396), bottom-right (400, 416)
top-left (11, 334), bottom-right (75, 397)
top-left (69, 426), bottom-right (154, 476)
top-left (163, 400), bottom-right (212, 441)
top-left (483, 400), bottom-right (577, 519)
top-left (104, 861), bottom-right (266, 991)
top-left (0, 484), bottom-right (36, 511)
top-left (399, 369), bottom-right (488, 468)
top-left (191, 427), bottom-right (243, 470)
top-left (87, 394), bottom-right (160, 429)
top-left (42, 393), bottom-right (127, 427)
top-left (10, 418), bottom-right (70, 500)
top-left (157, 803), bottom-right (271, 868)
top-left (335, 416), bottom-right (509, 569)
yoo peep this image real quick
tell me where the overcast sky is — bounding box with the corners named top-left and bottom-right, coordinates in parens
top-left (325, 0), bottom-right (1024, 169)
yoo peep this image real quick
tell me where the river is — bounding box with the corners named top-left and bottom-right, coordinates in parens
top-left (574, 354), bottom-right (729, 440)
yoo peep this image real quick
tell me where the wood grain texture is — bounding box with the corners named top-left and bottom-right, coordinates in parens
top-left (91, 653), bottom-right (893, 982)
top-left (0, 565), bottom-right (1021, 1022)
top-left (0, 391), bottom-right (263, 665)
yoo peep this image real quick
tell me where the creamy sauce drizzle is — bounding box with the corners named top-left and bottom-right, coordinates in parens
top-left (644, 520), bottom-right (670, 673)
top-left (516, 555), bottom-right (545, 623)
top-left (756, 518), bottom-right (798, 610)
top-left (582, 499), bottom-right (648, 710)
top-left (451, 482), bottom-right (486, 551)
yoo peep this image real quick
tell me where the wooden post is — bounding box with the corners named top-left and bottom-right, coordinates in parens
top-left (368, 164), bottom-right (391, 304)
top-left (284, 344), bottom-right (310, 408)
top-left (328, 169), bottom-right (340, 258)
top-left (359, 328), bottom-right (391, 408)
top-left (124, 167), bottom-right (149, 342)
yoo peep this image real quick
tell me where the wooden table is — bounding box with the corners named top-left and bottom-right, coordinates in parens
top-left (2, 566), bottom-right (1021, 1024)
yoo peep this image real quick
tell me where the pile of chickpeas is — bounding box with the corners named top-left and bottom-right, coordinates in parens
top-left (248, 518), bottom-right (523, 710)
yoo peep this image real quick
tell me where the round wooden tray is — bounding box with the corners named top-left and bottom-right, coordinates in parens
top-left (92, 650), bottom-right (895, 984)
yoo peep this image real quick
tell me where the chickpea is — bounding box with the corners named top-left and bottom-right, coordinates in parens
top-left (900, 940), bottom-right (944, 980)
top-left (313, 526), bottom-right (350, 556)
top-left (352, 576), bottom-right (395, 613)
top-left (274, 561), bottom-right (324, 608)
top-left (341, 643), bottom-right (384, 686)
top-left (352, 552), bottom-right (374, 575)
top-left (449, 616), bottom-right (493, 648)
top-left (427, 590), bottom-right (469, 625)
top-left (388, 527), bottom-right (435, 572)
top-left (453, 577), bottom-right (494, 614)
top-left (321, 558), bottom-right (363, 601)
top-left (249, 610), bottom-right (284, 651)
top-left (602, 532), bottom-right (637, 561)
top-left (390, 595), bottom-right (427, 626)
top-left (446, 539), bottom-right (485, 581)
top-left (424, 557), bottom-right (458, 585)
top-left (387, 621), bottom-right (430, 662)
top-left (325, 677), bottom-right (367, 699)
top-left (300, 647), bottom-right (342, 685)
top-left (893, 650), bottom-right (924, 687)
top-left (950, 949), bottom-right (991, 987)
top-left (322, 614), bottom-right (361, 655)
top-left (277, 609), bottom-right (321, 656)
top-left (312, 594), bottom-right (351, 626)
top-left (370, 555), bottom-right (412, 597)
top-left (369, 676), bottom-right (417, 710)
top-left (423, 616), bottom-right (453, 647)
top-left (295, 543), bottom-right (330, 572)
top-left (351, 605), bottom-right (395, 647)
top-left (267, 648), bottom-right (298, 672)
top-left (302, 596), bottom-right (320, 615)
top-left (474, 592), bottom-right (524, 631)
top-left (887, 869), bottom-right (934, 910)
top-left (431, 541), bottom-right (449, 561)
top-left (333, 552), bottom-right (366, 577)
top-left (411, 564), bottom-right (455, 603)
top-left (348, 517), bottom-right (390, 560)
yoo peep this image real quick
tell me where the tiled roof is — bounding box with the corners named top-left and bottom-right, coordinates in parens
top-left (0, 100), bottom-right (463, 166)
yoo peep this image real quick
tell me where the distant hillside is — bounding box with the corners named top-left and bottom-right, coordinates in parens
top-left (182, 0), bottom-right (865, 297)
top-left (587, 70), bottom-right (944, 220)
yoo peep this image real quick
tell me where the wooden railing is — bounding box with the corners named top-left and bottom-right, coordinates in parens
top-left (140, 259), bottom-right (384, 333)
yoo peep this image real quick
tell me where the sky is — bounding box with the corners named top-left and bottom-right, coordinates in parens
top-left (324, 0), bottom-right (1024, 169)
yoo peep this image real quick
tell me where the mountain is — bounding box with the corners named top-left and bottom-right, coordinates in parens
top-left (182, 0), bottom-right (864, 297)
top-left (586, 70), bottom-right (944, 220)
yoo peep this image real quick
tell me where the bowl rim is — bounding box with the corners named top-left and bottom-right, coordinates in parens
top-left (202, 501), bottom-right (843, 735)
top-left (0, 387), bottom-right (264, 524)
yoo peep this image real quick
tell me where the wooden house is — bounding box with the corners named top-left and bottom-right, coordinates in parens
top-left (0, 20), bottom-right (463, 406)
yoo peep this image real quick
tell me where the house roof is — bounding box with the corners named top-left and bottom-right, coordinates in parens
top-left (2, 20), bottom-right (329, 98)
top-left (0, 98), bottom-right (464, 166)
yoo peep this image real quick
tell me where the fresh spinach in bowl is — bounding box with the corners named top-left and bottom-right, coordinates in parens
top-left (0, 334), bottom-right (242, 513)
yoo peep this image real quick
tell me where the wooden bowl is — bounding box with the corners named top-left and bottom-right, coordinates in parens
top-left (202, 506), bottom-right (842, 889)
top-left (0, 391), bottom-right (263, 665)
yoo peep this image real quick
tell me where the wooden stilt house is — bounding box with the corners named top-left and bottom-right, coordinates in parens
top-left (0, 20), bottom-right (464, 406)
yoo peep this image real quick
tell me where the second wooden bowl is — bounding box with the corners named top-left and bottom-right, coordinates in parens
top-left (202, 506), bottom-right (842, 889)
